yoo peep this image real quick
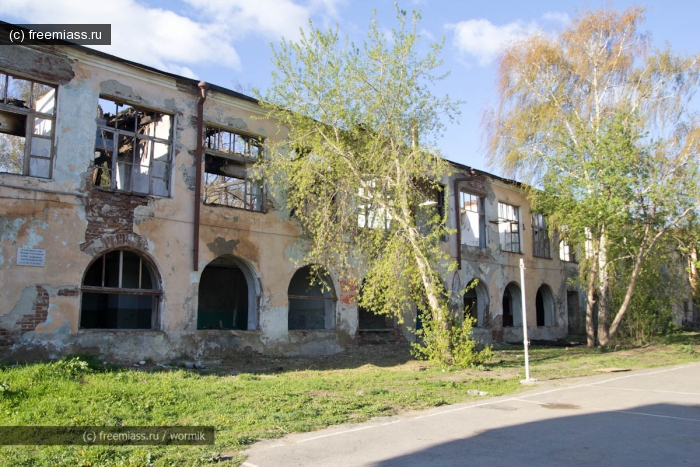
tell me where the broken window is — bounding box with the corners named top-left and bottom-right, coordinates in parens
top-left (94, 98), bottom-right (173, 196)
top-left (203, 127), bottom-right (263, 211)
top-left (460, 192), bottom-right (486, 247)
top-left (502, 282), bottom-right (522, 327)
top-left (532, 213), bottom-right (551, 258)
top-left (0, 73), bottom-right (56, 178)
top-left (536, 284), bottom-right (555, 326)
top-left (357, 280), bottom-right (394, 330)
top-left (197, 255), bottom-right (256, 330)
top-left (288, 266), bottom-right (336, 330)
top-left (80, 250), bottom-right (161, 329)
top-left (498, 202), bottom-right (521, 253)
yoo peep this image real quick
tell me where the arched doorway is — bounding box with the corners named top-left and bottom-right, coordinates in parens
top-left (536, 284), bottom-right (555, 326)
top-left (197, 255), bottom-right (257, 330)
top-left (288, 265), bottom-right (336, 330)
top-left (503, 282), bottom-right (522, 327)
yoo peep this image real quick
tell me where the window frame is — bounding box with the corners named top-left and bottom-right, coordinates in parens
top-left (460, 191), bottom-right (487, 248)
top-left (0, 71), bottom-right (57, 179)
top-left (93, 97), bottom-right (174, 196)
top-left (531, 213), bottom-right (551, 258)
top-left (203, 125), bottom-right (265, 212)
top-left (80, 249), bottom-right (163, 330)
top-left (498, 202), bottom-right (521, 253)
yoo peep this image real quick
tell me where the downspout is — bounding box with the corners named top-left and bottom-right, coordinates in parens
top-left (452, 175), bottom-right (473, 270)
top-left (193, 81), bottom-right (209, 271)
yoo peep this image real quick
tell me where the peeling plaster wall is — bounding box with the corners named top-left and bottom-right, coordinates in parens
top-left (0, 44), bottom-right (574, 363)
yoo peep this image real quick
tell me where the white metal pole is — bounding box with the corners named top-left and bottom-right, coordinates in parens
top-left (519, 258), bottom-right (530, 381)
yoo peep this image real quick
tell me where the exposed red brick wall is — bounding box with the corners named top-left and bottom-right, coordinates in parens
top-left (16, 285), bottom-right (49, 333)
top-left (58, 288), bottom-right (79, 297)
top-left (0, 327), bottom-right (13, 346)
top-left (339, 279), bottom-right (358, 305)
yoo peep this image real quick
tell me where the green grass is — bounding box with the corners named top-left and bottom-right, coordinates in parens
top-left (1, 331), bottom-right (698, 466)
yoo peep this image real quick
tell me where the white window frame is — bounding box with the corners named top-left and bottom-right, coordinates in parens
top-left (460, 191), bottom-right (486, 248)
top-left (498, 202), bottom-right (521, 253)
top-left (532, 213), bottom-right (551, 258)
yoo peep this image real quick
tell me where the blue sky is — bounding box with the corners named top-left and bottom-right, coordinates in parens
top-left (1, 0), bottom-right (698, 174)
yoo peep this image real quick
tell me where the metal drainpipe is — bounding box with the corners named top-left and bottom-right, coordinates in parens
top-left (453, 175), bottom-right (472, 270)
top-left (193, 81), bottom-right (209, 271)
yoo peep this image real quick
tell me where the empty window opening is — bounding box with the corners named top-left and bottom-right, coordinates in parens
top-left (532, 213), bottom-right (551, 258)
top-left (415, 182), bottom-right (445, 239)
top-left (502, 282), bottom-right (522, 327)
top-left (559, 240), bottom-right (576, 262)
top-left (0, 73), bottom-right (56, 178)
top-left (464, 279), bottom-right (489, 327)
top-left (536, 284), bottom-right (555, 326)
top-left (460, 192), bottom-right (486, 248)
top-left (498, 203), bottom-right (521, 253)
top-left (357, 281), bottom-right (394, 330)
top-left (204, 127), bottom-right (263, 211)
top-left (94, 98), bottom-right (173, 196)
top-left (288, 266), bottom-right (336, 331)
top-left (358, 180), bottom-right (392, 230)
top-left (197, 255), bottom-right (257, 330)
top-left (80, 250), bottom-right (161, 329)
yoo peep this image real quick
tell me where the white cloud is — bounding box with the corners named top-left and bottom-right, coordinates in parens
top-left (542, 11), bottom-right (570, 25)
top-left (0, 0), bottom-right (242, 77)
top-left (448, 19), bottom-right (541, 66)
top-left (184, 0), bottom-right (343, 41)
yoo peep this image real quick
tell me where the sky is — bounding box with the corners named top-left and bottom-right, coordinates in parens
top-left (1, 0), bottom-right (698, 175)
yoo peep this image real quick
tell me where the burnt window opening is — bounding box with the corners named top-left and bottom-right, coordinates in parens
top-left (357, 280), bottom-right (395, 331)
top-left (197, 255), bottom-right (257, 330)
top-left (536, 284), bottom-right (555, 327)
top-left (498, 202), bottom-right (521, 253)
top-left (0, 73), bottom-right (56, 178)
top-left (93, 98), bottom-right (173, 196)
top-left (203, 127), bottom-right (264, 211)
top-left (532, 213), bottom-right (551, 258)
top-left (80, 250), bottom-right (161, 330)
top-left (502, 282), bottom-right (522, 327)
top-left (460, 192), bottom-right (486, 248)
top-left (288, 266), bottom-right (336, 331)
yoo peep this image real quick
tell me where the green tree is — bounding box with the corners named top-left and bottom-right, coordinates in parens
top-left (260, 7), bottom-right (486, 365)
top-left (485, 7), bottom-right (700, 347)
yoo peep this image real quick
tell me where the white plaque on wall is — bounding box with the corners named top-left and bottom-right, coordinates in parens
top-left (17, 247), bottom-right (46, 267)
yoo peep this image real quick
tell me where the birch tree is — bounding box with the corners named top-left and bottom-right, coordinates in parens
top-left (260, 8), bottom-right (488, 364)
top-left (485, 7), bottom-right (700, 347)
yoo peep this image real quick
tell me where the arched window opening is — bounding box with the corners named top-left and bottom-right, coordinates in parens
top-left (463, 278), bottom-right (489, 327)
top-left (358, 280), bottom-right (394, 330)
top-left (288, 266), bottom-right (336, 330)
top-left (503, 282), bottom-right (522, 327)
top-left (80, 250), bottom-right (160, 329)
top-left (536, 284), bottom-right (555, 327)
top-left (197, 255), bottom-right (257, 330)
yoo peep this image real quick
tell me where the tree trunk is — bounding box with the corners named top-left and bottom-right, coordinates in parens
top-left (597, 232), bottom-right (610, 346)
top-left (608, 231), bottom-right (649, 340)
top-left (585, 236), bottom-right (601, 348)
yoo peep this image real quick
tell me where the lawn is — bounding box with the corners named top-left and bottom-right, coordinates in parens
top-left (1, 331), bottom-right (698, 466)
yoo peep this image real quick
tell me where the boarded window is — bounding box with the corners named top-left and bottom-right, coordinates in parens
top-left (288, 266), bottom-right (336, 330)
top-left (203, 127), bottom-right (263, 211)
top-left (197, 255), bottom-right (256, 330)
top-left (460, 192), bottom-right (486, 247)
top-left (498, 202), bottom-right (520, 253)
top-left (0, 73), bottom-right (56, 178)
top-left (94, 98), bottom-right (173, 196)
top-left (80, 250), bottom-right (161, 329)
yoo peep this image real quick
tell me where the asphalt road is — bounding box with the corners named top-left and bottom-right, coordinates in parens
top-left (243, 361), bottom-right (700, 467)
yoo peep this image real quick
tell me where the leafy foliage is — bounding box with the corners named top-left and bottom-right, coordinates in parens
top-left (486, 6), bottom-right (700, 346)
top-left (260, 6), bottom-right (485, 364)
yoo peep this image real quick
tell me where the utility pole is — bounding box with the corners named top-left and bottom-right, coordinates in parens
top-left (519, 258), bottom-right (533, 383)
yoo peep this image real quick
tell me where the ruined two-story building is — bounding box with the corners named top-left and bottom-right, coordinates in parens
top-left (0, 42), bottom-right (582, 362)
